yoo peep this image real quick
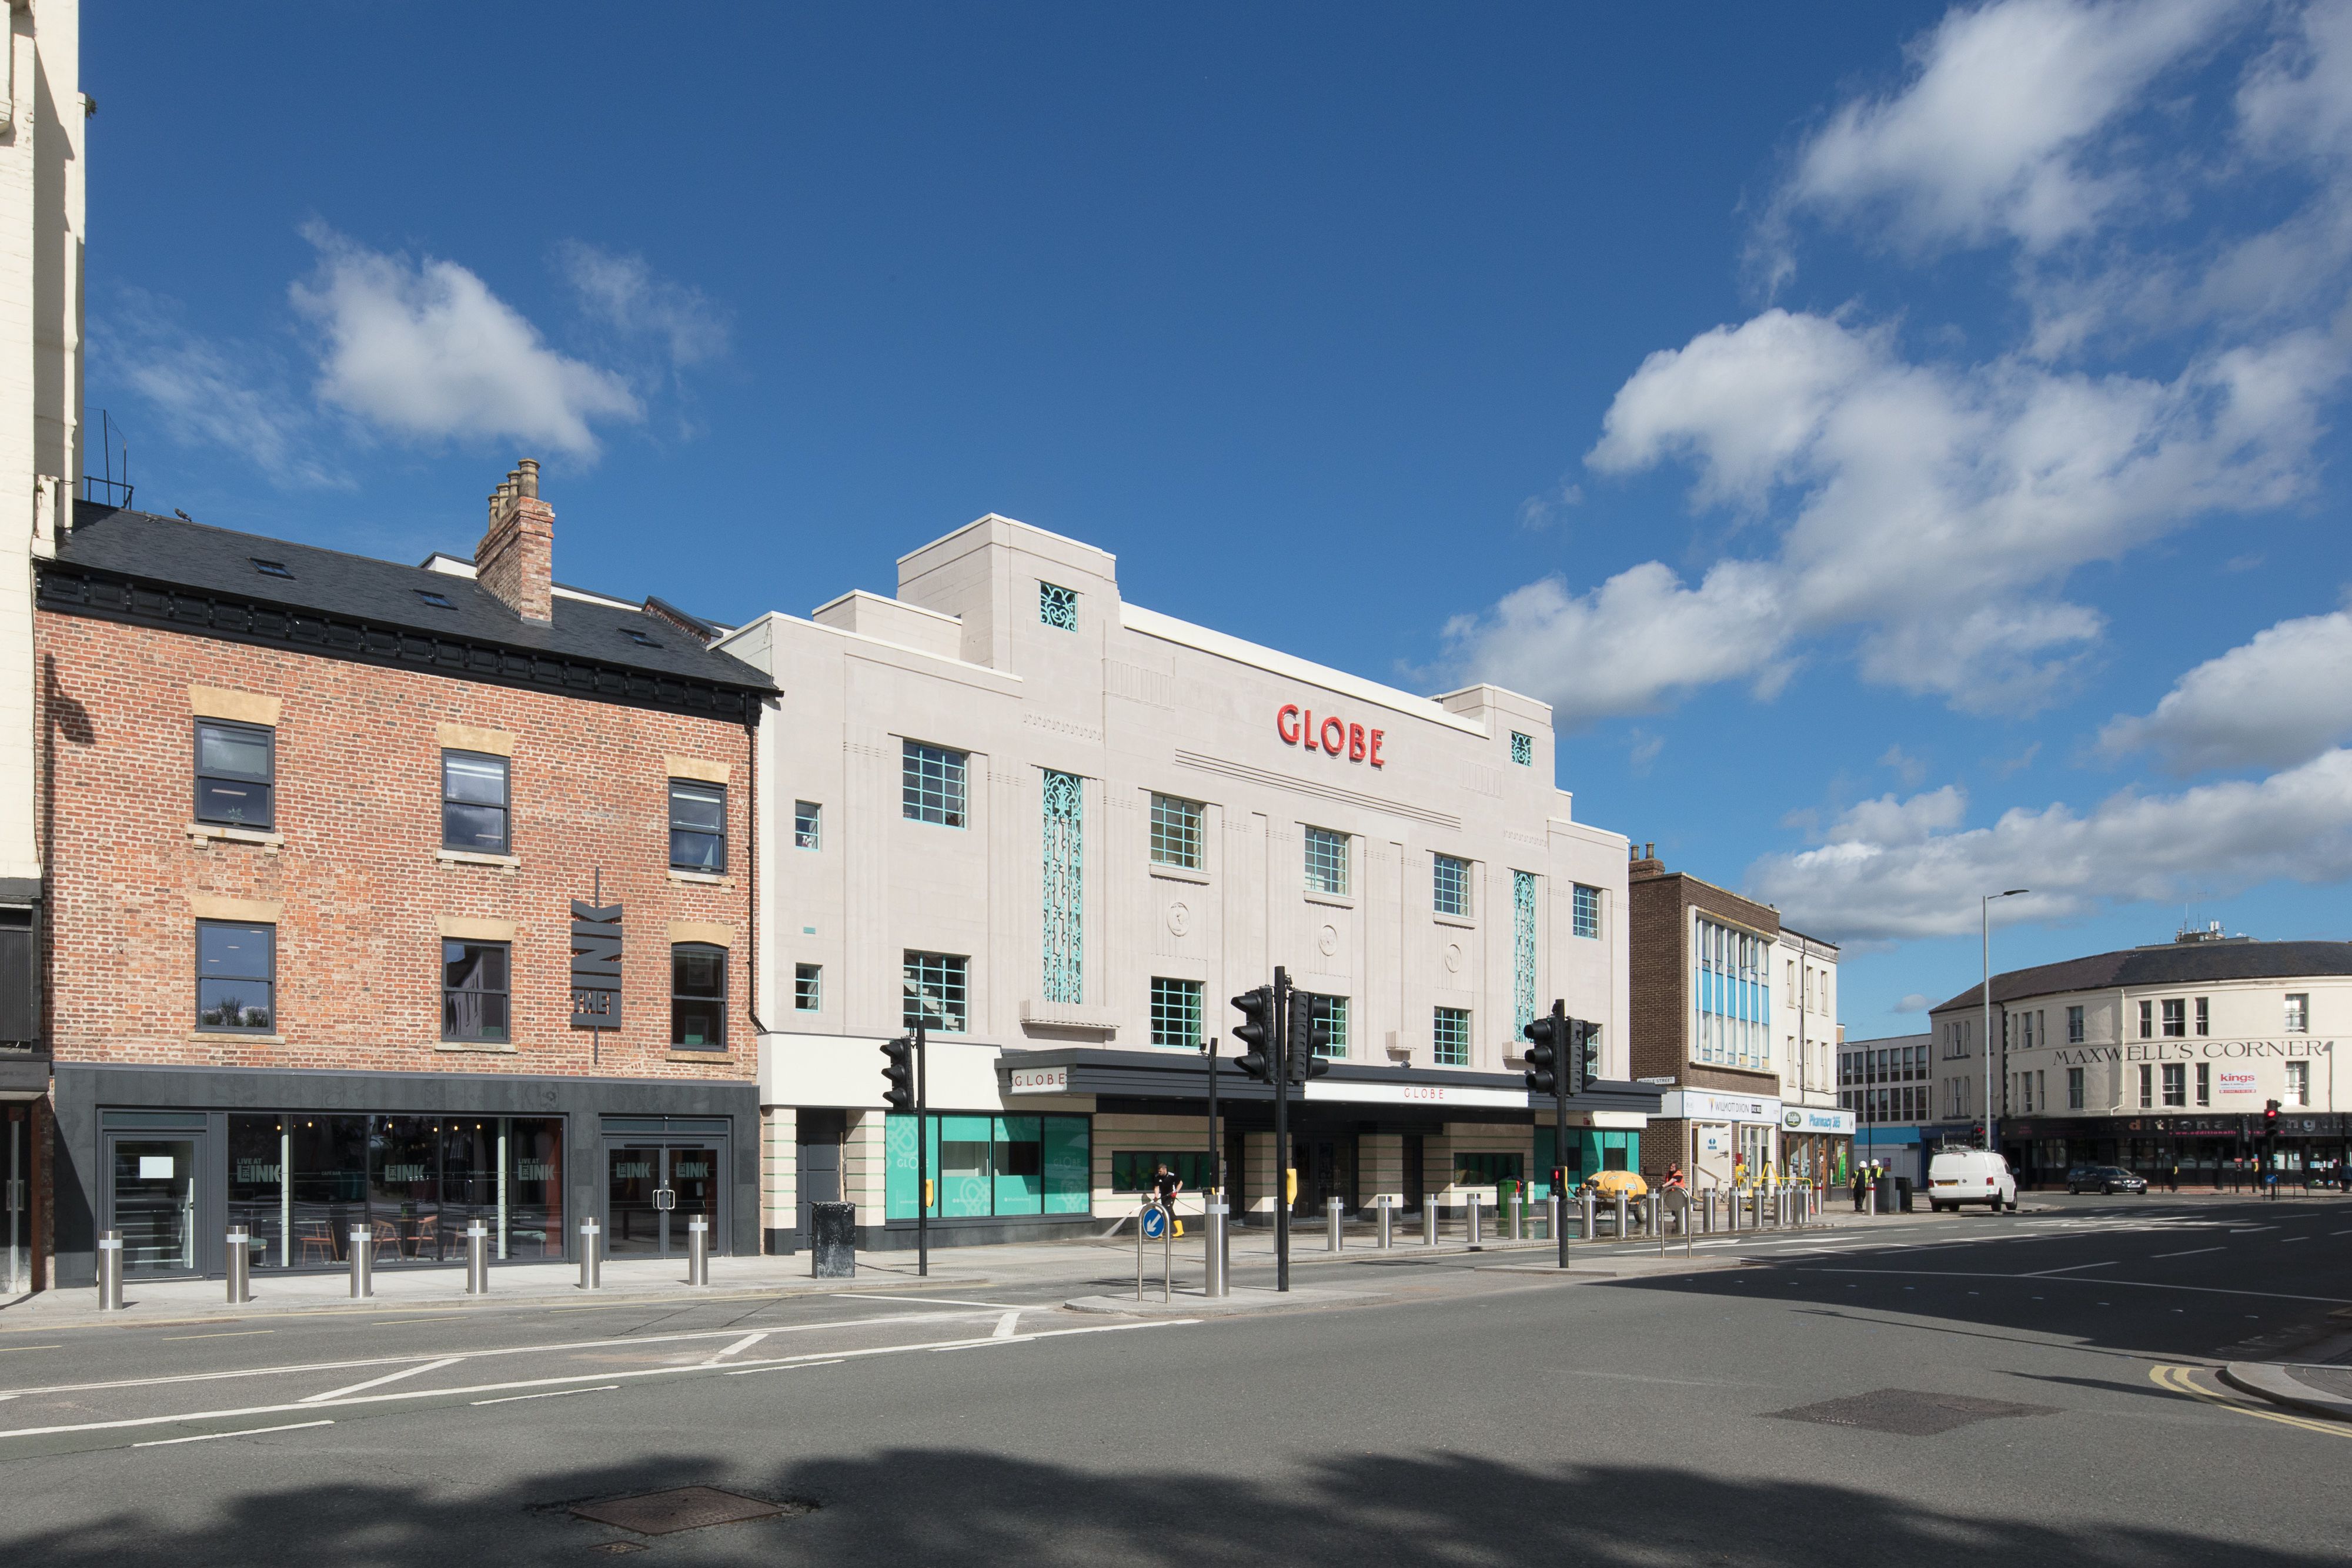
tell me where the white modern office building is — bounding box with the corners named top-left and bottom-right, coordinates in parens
top-left (718, 514), bottom-right (1651, 1250)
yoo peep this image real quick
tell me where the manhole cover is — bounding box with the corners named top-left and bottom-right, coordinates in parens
top-left (570, 1487), bottom-right (811, 1536)
top-left (1768, 1388), bottom-right (2057, 1436)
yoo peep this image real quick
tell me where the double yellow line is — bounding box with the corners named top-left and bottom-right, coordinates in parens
top-left (2149, 1364), bottom-right (2352, 1440)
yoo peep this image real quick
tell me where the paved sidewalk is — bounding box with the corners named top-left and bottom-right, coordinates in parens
top-left (2221, 1362), bottom-right (2352, 1422)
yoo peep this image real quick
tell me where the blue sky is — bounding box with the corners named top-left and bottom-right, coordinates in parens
top-left (84, 2), bottom-right (2352, 1032)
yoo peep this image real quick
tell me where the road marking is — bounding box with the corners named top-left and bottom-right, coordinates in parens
top-left (728, 1359), bottom-right (844, 1376)
top-left (0, 1318), bottom-right (1197, 1442)
top-left (2149, 1365), bottom-right (2352, 1440)
top-left (827, 1294), bottom-right (1023, 1309)
top-left (161, 1330), bottom-right (274, 1341)
top-left (372, 1317), bottom-right (464, 1326)
top-left (303, 1358), bottom-right (462, 1404)
top-left (991, 1312), bottom-right (1021, 1339)
top-left (2230, 1227), bottom-right (2277, 1233)
top-left (0, 1346), bottom-right (59, 1354)
top-left (133, 1419), bottom-right (332, 1448)
top-left (2152, 1248), bottom-right (2223, 1259)
top-left (700, 1332), bottom-right (769, 1366)
top-left (2281, 1237), bottom-right (2309, 1243)
top-left (1795, 1268), bottom-right (2352, 1305)
top-left (471, 1386), bottom-right (618, 1407)
top-left (2026, 1262), bottom-right (2119, 1276)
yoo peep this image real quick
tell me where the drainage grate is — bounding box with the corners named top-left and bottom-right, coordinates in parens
top-left (1768, 1388), bottom-right (2057, 1436)
top-left (570, 1487), bottom-right (812, 1536)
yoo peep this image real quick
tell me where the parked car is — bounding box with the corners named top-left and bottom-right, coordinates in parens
top-left (1585, 1169), bottom-right (1649, 1201)
top-left (1927, 1148), bottom-right (2016, 1212)
top-left (2065, 1164), bottom-right (2149, 1195)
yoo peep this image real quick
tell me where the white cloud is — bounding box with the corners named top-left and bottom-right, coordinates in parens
top-left (2099, 606), bottom-right (2352, 773)
top-left (1778, 0), bottom-right (2236, 261)
top-left (101, 291), bottom-right (342, 489)
top-left (554, 241), bottom-right (731, 370)
top-left (1628, 728), bottom-right (1665, 774)
top-left (1442, 308), bottom-right (2344, 723)
top-left (1879, 744), bottom-right (1929, 787)
top-left (1749, 748), bottom-right (2352, 941)
top-left (1897, 993), bottom-right (1933, 1013)
top-left (1828, 784), bottom-right (1969, 847)
top-left (2239, 0), bottom-right (2352, 169)
top-left (291, 225), bottom-right (639, 456)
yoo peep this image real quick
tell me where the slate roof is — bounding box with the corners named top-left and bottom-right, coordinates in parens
top-left (1928, 940), bottom-right (2352, 1015)
top-left (45, 504), bottom-right (774, 706)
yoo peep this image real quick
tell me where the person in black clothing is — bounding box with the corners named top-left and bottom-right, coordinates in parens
top-left (1148, 1162), bottom-right (1182, 1214)
top-left (1851, 1164), bottom-right (1867, 1213)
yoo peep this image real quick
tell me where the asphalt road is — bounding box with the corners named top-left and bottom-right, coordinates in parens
top-left (1, 1194), bottom-right (2346, 1565)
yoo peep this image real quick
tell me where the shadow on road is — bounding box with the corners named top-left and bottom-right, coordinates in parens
top-left (3, 1446), bottom-right (2333, 1567)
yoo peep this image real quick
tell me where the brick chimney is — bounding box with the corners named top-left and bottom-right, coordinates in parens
top-left (475, 459), bottom-right (553, 622)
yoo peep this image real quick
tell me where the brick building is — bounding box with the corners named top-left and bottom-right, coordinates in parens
top-left (34, 464), bottom-right (774, 1286)
top-left (1627, 847), bottom-right (1850, 1191)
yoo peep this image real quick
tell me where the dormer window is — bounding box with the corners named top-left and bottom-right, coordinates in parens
top-left (621, 626), bottom-right (664, 648)
top-left (250, 558), bottom-right (294, 580)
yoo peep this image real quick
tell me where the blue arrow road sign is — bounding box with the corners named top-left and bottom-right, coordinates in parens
top-left (1141, 1205), bottom-right (1168, 1240)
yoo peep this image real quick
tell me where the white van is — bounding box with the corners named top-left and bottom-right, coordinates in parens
top-left (1927, 1149), bottom-right (2016, 1213)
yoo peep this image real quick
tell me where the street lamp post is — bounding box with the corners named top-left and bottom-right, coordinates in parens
top-left (1983, 889), bottom-right (2028, 1158)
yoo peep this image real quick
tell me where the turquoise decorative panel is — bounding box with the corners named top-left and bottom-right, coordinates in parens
top-left (1512, 870), bottom-right (1538, 1033)
top-left (1041, 770), bottom-right (1084, 1005)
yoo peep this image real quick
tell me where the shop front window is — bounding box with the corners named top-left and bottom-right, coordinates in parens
top-left (888, 1114), bottom-right (1089, 1219)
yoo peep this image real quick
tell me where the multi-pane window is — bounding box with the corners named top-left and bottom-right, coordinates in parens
top-left (1149, 794), bottom-right (1203, 870)
top-left (197, 921), bottom-right (275, 1032)
top-left (1038, 581), bottom-right (1079, 630)
top-left (2067, 1066), bottom-right (2084, 1110)
top-left (2161, 1061), bottom-right (2186, 1107)
top-left (902, 741), bottom-right (967, 827)
top-left (442, 750), bottom-right (511, 854)
top-left (904, 951), bottom-right (968, 1033)
top-left (2286, 1060), bottom-right (2311, 1107)
top-left (1694, 917), bottom-right (1769, 1069)
top-left (1150, 978), bottom-right (1202, 1048)
top-left (2137, 999), bottom-right (2153, 1039)
top-left (441, 940), bottom-right (510, 1043)
top-left (1509, 731), bottom-right (1533, 766)
top-left (794, 963), bottom-right (822, 1012)
top-left (2161, 998), bottom-right (2185, 1038)
top-left (1318, 995), bottom-right (1349, 1058)
top-left (1303, 826), bottom-right (1349, 896)
top-left (1433, 855), bottom-right (1471, 918)
top-left (194, 720), bottom-right (275, 829)
top-left (1432, 1007), bottom-right (1470, 1067)
top-left (2194, 996), bottom-right (2209, 1037)
top-left (2285, 993), bottom-right (2310, 1033)
top-left (2137, 1063), bottom-right (2154, 1108)
top-left (668, 780), bottom-right (726, 871)
top-left (2067, 1005), bottom-right (2084, 1044)
top-left (671, 944), bottom-right (726, 1049)
top-left (2196, 1061), bottom-right (2211, 1106)
top-left (1572, 884), bottom-right (1601, 940)
top-left (794, 801), bottom-right (822, 850)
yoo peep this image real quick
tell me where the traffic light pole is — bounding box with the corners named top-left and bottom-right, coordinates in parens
top-left (1555, 1077), bottom-right (1571, 1269)
top-left (916, 1022), bottom-right (929, 1278)
top-left (1276, 974), bottom-right (1294, 1292)
top-left (1204, 1037), bottom-right (1221, 1199)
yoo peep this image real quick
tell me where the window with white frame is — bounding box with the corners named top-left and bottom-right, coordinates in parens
top-left (1149, 794), bottom-right (1202, 870)
top-left (794, 801), bottom-right (821, 850)
top-left (1433, 854), bottom-right (1470, 918)
top-left (794, 964), bottom-right (821, 1012)
top-left (2067, 1066), bottom-right (2084, 1109)
top-left (2066, 1005), bottom-right (2084, 1044)
top-left (2285, 993), bottom-right (2310, 1033)
top-left (2286, 1060), bottom-right (2311, 1107)
top-left (1692, 915), bottom-right (1769, 1069)
top-left (1572, 884), bottom-right (1601, 939)
top-left (1303, 826), bottom-right (1349, 896)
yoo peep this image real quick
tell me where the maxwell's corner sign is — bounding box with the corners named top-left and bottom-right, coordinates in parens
top-left (1006, 1065), bottom-right (1071, 1095)
top-left (1276, 704), bottom-right (1384, 767)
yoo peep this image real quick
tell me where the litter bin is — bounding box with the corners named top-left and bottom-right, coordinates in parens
top-left (810, 1201), bottom-right (856, 1279)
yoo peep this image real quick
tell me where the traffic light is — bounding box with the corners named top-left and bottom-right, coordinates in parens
top-left (2264, 1098), bottom-right (2281, 1136)
top-left (1288, 994), bottom-right (1332, 1082)
top-left (1522, 1009), bottom-right (1559, 1096)
top-left (1565, 1018), bottom-right (1601, 1096)
top-left (1232, 987), bottom-right (1274, 1082)
top-left (880, 1033), bottom-right (916, 1112)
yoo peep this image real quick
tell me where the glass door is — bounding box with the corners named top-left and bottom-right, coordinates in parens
top-left (110, 1136), bottom-right (201, 1276)
top-left (606, 1145), bottom-right (664, 1255)
top-left (666, 1146), bottom-right (720, 1255)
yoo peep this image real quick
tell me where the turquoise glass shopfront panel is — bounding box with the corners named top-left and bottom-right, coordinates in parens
top-left (938, 1114), bottom-right (994, 1218)
top-left (993, 1116), bottom-right (1044, 1216)
top-left (1043, 1118), bottom-right (1090, 1213)
top-left (884, 1115), bottom-right (940, 1220)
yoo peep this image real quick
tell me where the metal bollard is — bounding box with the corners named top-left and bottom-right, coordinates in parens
top-left (1613, 1192), bottom-right (1629, 1241)
top-left (1547, 1194), bottom-right (1561, 1246)
top-left (96, 1229), bottom-right (123, 1311)
top-left (1204, 1200), bottom-right (1230, 1297)
top-left (1424, 1199), bottom-right (1439, 1246)
top-left (686, 1217), bottom-right (710, 1286)
top-left (226, 1226), bottom-right (251, 1305)
top-left (1376, 1195), bottom-right (1394, 1249)
top-left (1327, 1196), bottom-right (1343, 1253)
top-left (465, 1222), bottom-right (490, 1295)
top-left (1579, 1189), bottom-right (1596, 1242)
top-left (1509, 1192), bottom-right (1524, 1241)
top-left (1645, 1194), bottom-right (1661, 1248)
top-left (349, 1225), bottom-right (372, 1298)
top-left (1465, 1197), bottom-right (1484, 1249)
top-left (579, 1218), bottom-right (602, 1290)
